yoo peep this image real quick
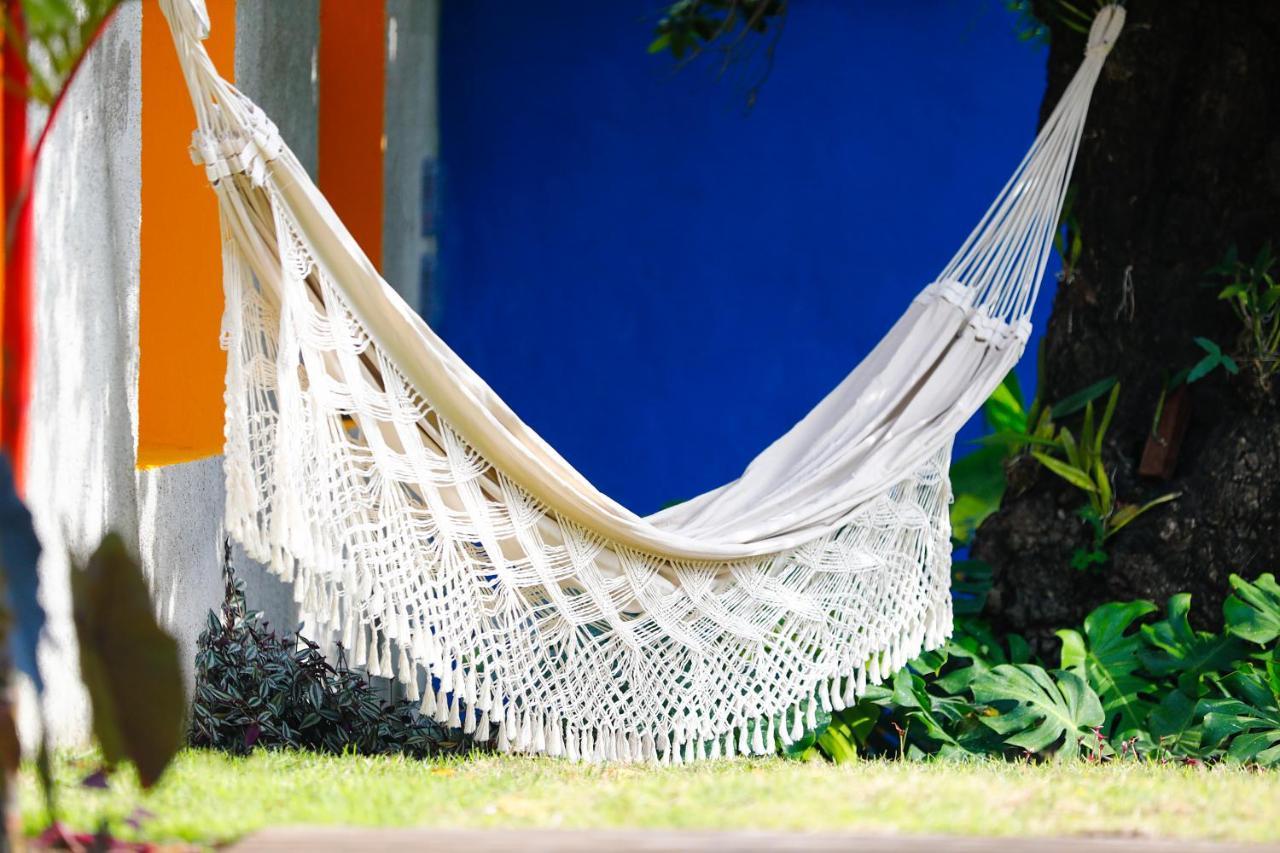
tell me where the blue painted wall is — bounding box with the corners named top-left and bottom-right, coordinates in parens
top-left (437, 1), bottom-right (1052, 515)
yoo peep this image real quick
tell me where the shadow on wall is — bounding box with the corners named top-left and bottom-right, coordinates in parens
top-left (436, 0), bottom-right (1055, 515)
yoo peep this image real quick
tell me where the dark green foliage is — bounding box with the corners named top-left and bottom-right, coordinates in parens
top-left (189, 559), bottom-right (471, 759)
top-left (648, 0), bottom-right (785, 61)
top-left (1209, 244), bottom-right (1280, 388)
top-left (809, 574), bottom-right (1280, 766)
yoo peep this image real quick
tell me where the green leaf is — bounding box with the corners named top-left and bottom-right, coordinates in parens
top-left (1186, 353), bottom-right (1219, 384)
top-left (1105, 493), bottom-right (1178, 540)
top-left (948, 446), bottom-right (1007, 545)
top-left (1140, 594), bottom-right (1248, 687)
top-left (973, 430), bottom-right (1059, 450)
top-left (1223, 573), bottom-right (1280, 646)
top-left (1070, 548), bottom-right (1107, 571)
top-left (782, 701), bottom-right (830, 757)
top-left (71, 533), bottom-right (186, 788)
top-left (1096, 384), bottom-right (1119, 455)
top-left (1031, 451), bottom-right (1097, 493)
top-left (646, 33), bottom-right (671, 54)
top-left (1050, 377), bottom-right (1117, 420)
top-left (1058, 427), bottom-right (1083, 471)
top-left (1056, 600), bottom-right (1157, 735)
top-left (1148, 688), bottom-right (1204, 756)
top-left (972, 664), bottom-right (1104, 755)
top-left (819, 699), bottom-right (882, 763)
top-left (983, 372), bottom-right (1027, 435)
top-left (1193, 336), bottom-right (1221, 357)
top-left (1199, 668), bottom-right (1280, 766)
top-left (951, 559), bottom-right (993, 617)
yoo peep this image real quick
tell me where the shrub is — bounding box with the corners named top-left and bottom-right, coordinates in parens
top-left (189, 549), bottom-right (474, 759)
top-left (810, 573), bottom-right (1280, 766)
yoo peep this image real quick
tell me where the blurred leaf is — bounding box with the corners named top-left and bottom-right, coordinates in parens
top-left (951, 559), bottom-right (992, 617)
top-left (983, 372), bottom-right (1027, 434)
top-left (949, 446), bottom-right (1006, 545)
top-left (0, 455), bottom-right (43, 693)
top-left (1031, 451), bottom-right (1097, 492)
top-left (1050, 377), bottom-right (1117, 420)
top-left (70, 533), bottom-right (184, 788)
top-left (1223, 573), bottom-right (1280, 646)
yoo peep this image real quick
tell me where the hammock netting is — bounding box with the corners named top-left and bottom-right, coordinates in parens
top-left (160, 0), bottom-right (1124, 762)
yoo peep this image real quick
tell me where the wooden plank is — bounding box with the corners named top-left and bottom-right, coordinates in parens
top-left (1139, 384), bottom-right (1191, 480)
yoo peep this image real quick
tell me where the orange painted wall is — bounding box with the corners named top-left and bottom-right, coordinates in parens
top-left (137, 0), bottom-right (236, 468)
top-left (319, 0), bottom-right (386, 269)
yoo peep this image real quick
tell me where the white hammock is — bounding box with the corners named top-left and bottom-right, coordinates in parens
top-left (161, 0), bottom-right (1123, 762)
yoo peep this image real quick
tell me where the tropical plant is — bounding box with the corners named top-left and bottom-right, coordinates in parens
top-left (1028, 383), bottom-right (1180, 569)
top-left (189, 551), bottom-right (472, 759)
top-left (803, 573), bottom-right (1280, 767)
top-left (1209, 244), bottom-right (1280, 389)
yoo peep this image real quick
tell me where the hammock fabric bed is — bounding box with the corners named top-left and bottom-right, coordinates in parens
top-left (160, 0), bottom-right (1124, 762)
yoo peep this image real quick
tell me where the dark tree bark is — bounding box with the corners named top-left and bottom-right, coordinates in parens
top-left (973, 0), bottom-right (1280, 648)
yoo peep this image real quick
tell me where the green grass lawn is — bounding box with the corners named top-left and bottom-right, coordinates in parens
top-left (20, 750), bottom-right (1280, 847)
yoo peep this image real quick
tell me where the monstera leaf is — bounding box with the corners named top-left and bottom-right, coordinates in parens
top-left (1057, 600), bottom-right (1157, 735)
top-left (1199, 663), bottom-right (1280, 766)
top-left (1147, 688), bottom-right (1205, 757)
top-left (1223, 573), bottom-right (1280, 646)
top-left (972, 664), bottom-right (1104, 756)
top-left (1140, 594), bottom-right (1247, 686)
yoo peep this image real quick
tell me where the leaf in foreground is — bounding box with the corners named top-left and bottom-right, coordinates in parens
top-left (71, 533), bottom-right (185, 788)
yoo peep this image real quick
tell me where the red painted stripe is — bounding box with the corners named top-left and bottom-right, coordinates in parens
top-left (319, 0), bottom-right (386, 269)
top-left (2, 1), bottom-right (34, 493)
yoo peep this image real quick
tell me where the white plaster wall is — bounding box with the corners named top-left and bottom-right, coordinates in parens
top-left (23, 0), bottom-right (437, 745)
top-left (23, 5), bottom-right (143, 747)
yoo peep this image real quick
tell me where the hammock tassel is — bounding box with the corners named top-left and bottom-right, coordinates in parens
top-left (396, 646), bottom-right (412, 685)
top-left (435, 684), bottom-right (449, 724)
top-left (566, 726), bottom-right (580, 762)
top-left (352, 624), bottom-right (368, 669)
top-left (419, 680), bottom-right (436, 718)
top-left (497, 719), bottom-right (510, 752)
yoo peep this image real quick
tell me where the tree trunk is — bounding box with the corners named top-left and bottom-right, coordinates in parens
top-left (973, 0), bottom-right (1280, 649)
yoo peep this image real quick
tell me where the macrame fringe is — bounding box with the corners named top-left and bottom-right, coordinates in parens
top-left (246, 518), bottom-right (953, 763)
